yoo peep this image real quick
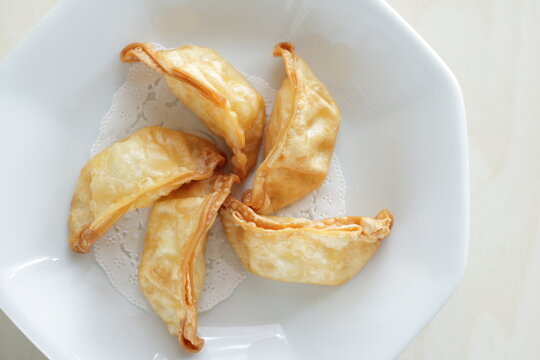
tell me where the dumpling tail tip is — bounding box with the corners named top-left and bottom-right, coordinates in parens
top-left (376, 209), bottom-right (394, 229)
top-left (273, 42), bottom-right (295, 56)
top-left (179, 334), bottom-right (204, 353)
top-left (119, 42), bottom-right (147, 62)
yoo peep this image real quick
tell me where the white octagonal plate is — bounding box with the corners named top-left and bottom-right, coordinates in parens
top-left (0, 0), bottom-right (468, 359)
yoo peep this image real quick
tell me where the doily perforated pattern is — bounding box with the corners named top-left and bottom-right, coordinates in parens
top-left (91, 63), bottom-right (347, 313)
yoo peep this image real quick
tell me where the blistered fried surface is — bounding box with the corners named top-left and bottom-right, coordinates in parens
top-left (242, 42), bottom-right (341, 214)
top-left (121, 43), bottom-right (265, 179)
top-left (139, 174), bottom-right (237, 352)
top-left (68, 126), bottom-right (224, 253)
top-left (220, 197), bottom-right (392, 285)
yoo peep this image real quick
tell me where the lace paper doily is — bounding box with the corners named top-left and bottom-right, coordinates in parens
top-left (91, 63), bottom-right (347, 313)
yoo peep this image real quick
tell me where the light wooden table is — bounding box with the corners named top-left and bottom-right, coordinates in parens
top-left (1, 0), bottom-right (539, 359)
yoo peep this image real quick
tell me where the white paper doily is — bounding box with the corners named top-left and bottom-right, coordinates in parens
top-left (91, 63), bottom-right (347, 313)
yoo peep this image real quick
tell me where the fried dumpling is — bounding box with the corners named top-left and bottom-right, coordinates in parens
top-left (242, 42), bottom-right (341, 215)
top-left (139, 174), bottom-right (238, 352)
top-left (220, 197), bottom-right (393, 285)
top-left (120, 43), bottom-right (265, 179)
top-left (68, 126), bottom-right (224, 253)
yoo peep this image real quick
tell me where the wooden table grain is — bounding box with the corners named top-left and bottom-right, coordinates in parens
top-left (1, 0), bottom-right (539, 359)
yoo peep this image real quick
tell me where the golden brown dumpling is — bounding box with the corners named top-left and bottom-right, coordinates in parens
top-left (139, 174), bottom-right (238, 352)
top-left (220, 197), bottom-right (392, 285)
top-left (120, 43), bottom-right (265, 179)
top-left (242, 42), bottom-right (341, 214)
top-left (68, 126), bottom-right (224, 253)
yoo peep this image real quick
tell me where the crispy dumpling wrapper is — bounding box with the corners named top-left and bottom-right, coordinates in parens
top-left (120, 43), bottom-right (265, 179)
top-left (220, 197), bottom-right (393, 285)
top-left (139, 174), bottom-right (238, 352)
top-left (68, 126), bottom-right (225, 253)
top-left (242, 42), bottom-right (341, 214)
